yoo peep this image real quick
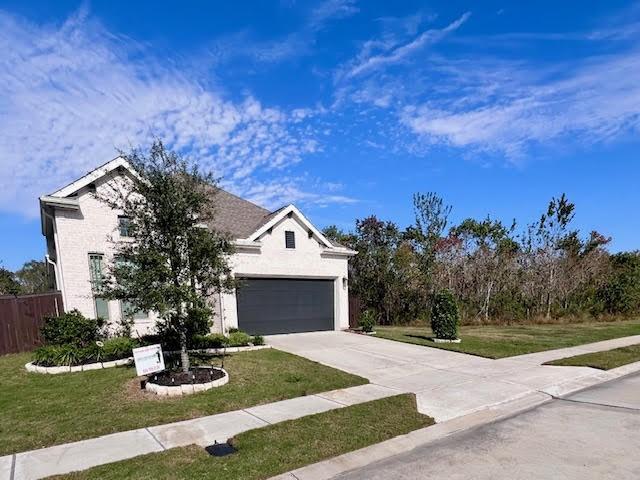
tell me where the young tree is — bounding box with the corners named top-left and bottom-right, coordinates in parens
top-left (100, 141), bottom-right (235, 372)
top-left (15, 260), bottom-right (50, 294)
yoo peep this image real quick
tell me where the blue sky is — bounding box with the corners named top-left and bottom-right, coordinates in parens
top-left (1, 0), bottom-right (640, 270)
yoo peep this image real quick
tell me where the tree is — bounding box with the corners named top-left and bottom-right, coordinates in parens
top-left (407, 192), bottom-right (452, 295)
top-left (15, 260), bottom-right (50, 294)
top-left (100, 141), bottom-right (235, 372)
top-left (0, 264), bottom-right (21, 296)
top-left (451, 217), bottom-right (518, 322)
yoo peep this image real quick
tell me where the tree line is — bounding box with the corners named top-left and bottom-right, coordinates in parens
top-left (0, 260), bottom-right (50, 296)
top-left (324, 193), bottom-right (640, 325)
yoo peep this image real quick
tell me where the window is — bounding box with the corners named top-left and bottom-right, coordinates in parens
top-left (95, 297), bottom-right (110, 320)
top-left (114, 256), bottom-right (148, 320)
top-left (118, 216), bottom-right (131, 237)
top-left (88, 254), bottom-right (104, 291)
top-left (285, 230), bottom-right (296, 249)
top-left (121, 301), bottom-right (148, 320)
top-left (89, 253), bottom-right (110, 320)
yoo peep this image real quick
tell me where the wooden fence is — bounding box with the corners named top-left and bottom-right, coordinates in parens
top-left (348, 294), bottom-right (362, 329)
top-left (0, 292), bottom-right (63, 355)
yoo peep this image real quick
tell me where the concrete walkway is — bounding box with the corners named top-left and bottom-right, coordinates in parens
top-left (268, 331), bottom-right (640, 421)
top-left (1, 383), bottom-right (398, 480)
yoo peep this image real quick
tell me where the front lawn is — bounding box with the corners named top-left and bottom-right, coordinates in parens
top-left (375, 320), bottom-right (640, 359)
top-left (545, 344), bottom-right (640, 370)
top-left (51, 394), bottom-right (433, 480)
top-left (0, 349), bottom-right (367, 455)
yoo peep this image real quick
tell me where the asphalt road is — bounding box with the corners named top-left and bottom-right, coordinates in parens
top-left (334, 372), bottom-right (640, 480)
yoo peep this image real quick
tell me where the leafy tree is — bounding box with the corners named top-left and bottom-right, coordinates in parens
top-left (597, 252), bottom-right (640, 315)
top-left (15, 260), bottom-right (50, 294)
top-left (100, 141), bottom-right (235, 372)
top-left (451, 217), bottom-right (518, 321)
top-left (0, 264), bottom-right (21, 296)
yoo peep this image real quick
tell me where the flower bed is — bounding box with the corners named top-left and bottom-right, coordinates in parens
top-left (25, 358), bottom-right (132, 374)
top-left (144, 366), bottom-right (229, 396)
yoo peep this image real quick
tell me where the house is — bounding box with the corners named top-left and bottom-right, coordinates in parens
top-left (39, 157), bottom-right (356, 336)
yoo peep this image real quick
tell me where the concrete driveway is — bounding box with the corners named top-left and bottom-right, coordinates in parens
top-left (334, 372), bottom-right (640, 480)
top-left (267, 331), bottom-right (629, 422)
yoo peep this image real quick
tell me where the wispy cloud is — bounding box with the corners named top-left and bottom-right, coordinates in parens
top-left (399, 51), bottom-right (640, 158)
top-left (210, 0), bottom-right (359, 66)
top-left (339, 12), bottom-right (470, 80)
top-left (331, 6), bottom-right (640, 160)
top-left (0, 8), bottom-right (349, 217)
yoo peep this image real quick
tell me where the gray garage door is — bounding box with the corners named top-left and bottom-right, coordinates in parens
top-left (236, 278), bottom-right (334, 335)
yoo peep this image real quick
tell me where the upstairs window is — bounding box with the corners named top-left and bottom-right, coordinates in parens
top-left (285, 230), bottom-right (296, 249)
top-left (88, 254), bottom-right (104, 292)
top-left (118, 216), bottom-right (132, 237)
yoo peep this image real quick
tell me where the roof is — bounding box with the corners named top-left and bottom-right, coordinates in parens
top-left (41, 158), bottom-right (355, 255)
top-left (206, 188), bottom-right (271, 239)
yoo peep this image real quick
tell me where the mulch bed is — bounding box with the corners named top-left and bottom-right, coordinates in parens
top-left (147, 367), bottom-right (225, 386)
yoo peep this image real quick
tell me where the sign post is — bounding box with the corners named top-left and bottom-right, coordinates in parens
top-left (132, 344), bottom-right (165, 377)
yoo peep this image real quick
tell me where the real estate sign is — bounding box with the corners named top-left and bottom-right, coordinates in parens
top-left (132, 344), bottom-right (165, 376)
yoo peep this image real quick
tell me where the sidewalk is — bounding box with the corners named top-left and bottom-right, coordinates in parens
top-left (1, 383), bottom-right (398, 480)
top-left (4, 334), bottom-right (640, 480)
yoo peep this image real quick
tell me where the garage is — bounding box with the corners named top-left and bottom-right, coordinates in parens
top-left (236, 278), bottom-right (335, 335)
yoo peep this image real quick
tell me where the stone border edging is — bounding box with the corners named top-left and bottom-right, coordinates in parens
top-left (144, 367), bottom-right (229, 396)
top-left (25, 358), bottom-right (133, 374)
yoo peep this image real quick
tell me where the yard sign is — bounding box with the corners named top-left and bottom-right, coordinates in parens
top-left (132, 344), bottom-right (165, 376)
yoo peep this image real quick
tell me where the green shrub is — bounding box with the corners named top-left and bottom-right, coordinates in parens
top-left (430, 291), bottom-right (459, 340)
top-left (252, 335), bottom-right (265, 346)
top-left (228, 327), bottom-right (240, 334)
top-left (228, 331), bottom-right (251, 347)
top-left (40, 310), bottom-right (105, 347)
top-left (33, 344), bottom-right (101, 366)
top-left (358, 309), bottom-right (376, 333)
top-left (101, 337), bottom-right (138, 361)
top-left (191, 333), bottom-right (227, 349)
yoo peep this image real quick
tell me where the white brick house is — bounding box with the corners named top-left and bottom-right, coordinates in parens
top-left (40, 157), bottom-right (356, 336)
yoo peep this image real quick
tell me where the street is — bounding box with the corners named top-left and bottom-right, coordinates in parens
top-left (334, 372), bottom-right (640, 480)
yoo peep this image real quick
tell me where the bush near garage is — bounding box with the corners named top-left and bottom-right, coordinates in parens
top-left (358, 309), bottom-right (376, 333)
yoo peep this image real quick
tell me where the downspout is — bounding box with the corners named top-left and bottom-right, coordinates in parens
top-left (43, 209), bottom-right (68, 310)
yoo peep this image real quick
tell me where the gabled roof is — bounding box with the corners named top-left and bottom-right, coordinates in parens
top-left (40, 158), bottom-right (353, 255)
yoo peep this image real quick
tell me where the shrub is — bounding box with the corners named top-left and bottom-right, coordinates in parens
top-left (252, 335), bottom-right (265, 346)
top-left (101, 337), bottom-right (138, 361)
top-left (191, 333), bottom-right (227, 349)
top-left (228, 331), bottom-right (251, 347)
top-left (358, 309), bottom-right (376, 333)
top-left (33, 344), bottom-right (101, 366)
top-left (40, 310), bottom-right (105, 347)
top-left (228, 327), bottom-right (240, 334)
top-left (430, 291), bottom-right (459, 340)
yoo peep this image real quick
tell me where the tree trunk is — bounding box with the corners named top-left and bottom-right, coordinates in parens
top-left (179, 328), bottom-right (190, 373)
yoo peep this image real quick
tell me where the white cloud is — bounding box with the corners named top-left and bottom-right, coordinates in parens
top-left (341, 12), bottom-right (471, 79)
top-left (400, 51), bottom-right (640, 158)
top-left (0, 9), bottom-right (345, 217)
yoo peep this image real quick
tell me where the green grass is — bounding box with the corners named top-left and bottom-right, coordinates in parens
top-left (0, 349), bottom-right (366, 455)
top-left (51, 394), bottom-right (433, 480)
top-left (545, 344), bottom-right (640, 370)
top-left (375, 320), bottom-right (640, 359)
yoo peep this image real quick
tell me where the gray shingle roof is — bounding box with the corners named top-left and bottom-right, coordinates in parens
top-left (207, 188), bottom-right (273, 239)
